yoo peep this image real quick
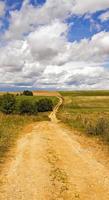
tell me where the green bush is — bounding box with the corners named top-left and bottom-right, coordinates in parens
top-left (19, 99), bottom-right (35, 115)
top-left (0, 94), bottom-right (54, 115)
top-left (1, 93), bottom-right (16, 114)
top-left (37, 98), bottom-right (53, 112)
top-left (33, 101), bottom-right (38, 114)
top-left (22, 90), bottom-right (33, 96)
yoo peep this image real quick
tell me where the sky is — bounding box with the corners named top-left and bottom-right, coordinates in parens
top-left (0, 0), bottom-right (109, 91)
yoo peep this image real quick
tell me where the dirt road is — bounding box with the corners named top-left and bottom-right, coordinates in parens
top-left (0, 96), bottom-right (109, 199)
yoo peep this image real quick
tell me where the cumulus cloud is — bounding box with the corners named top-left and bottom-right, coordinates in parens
top-left (68, 32), bottom-right (109, 62)
top-left (1, 19), bottom-right (109, 90)
top-left (27, 21), bottom-right (67, 64)
top-left (71, 0), bottom-right (109, 14)
top-left (4, 0), bottom-right (109, 40)
top-left (4, 0), bottom-right (73, 40)
top-left (0, 0), bottom-right (109, 90)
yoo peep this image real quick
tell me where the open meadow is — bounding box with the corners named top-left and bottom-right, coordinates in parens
top-left (58, 91), bottom-right (109, 143)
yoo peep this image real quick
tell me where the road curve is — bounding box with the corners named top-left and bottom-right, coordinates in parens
top-left (49, 96), bottom-right (63, 122)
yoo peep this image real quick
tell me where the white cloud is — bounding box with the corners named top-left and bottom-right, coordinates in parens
top-left (68, 32), bottom-right (109, 62)
top-left (4, 0), bottom-right (72, 40)
top-left (33, 61), bottom-right (109, 90)
top-left (1, 20), bottom-right (109, 90)
top-left (0, 1), bottom-right (5, 16)
top-left (27, 20), bottom-right (67, 64)
top-left (99, 11), bottom-right (109, 22)
top-left (72, 0), bottom-right (109, 15)
top-left (0, 0), bottom-right (109, 90)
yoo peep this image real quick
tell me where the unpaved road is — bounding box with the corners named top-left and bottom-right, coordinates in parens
top-left (0, 96), bottom-right (109, 200)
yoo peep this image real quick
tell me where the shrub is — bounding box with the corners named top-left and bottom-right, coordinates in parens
top-left (95, 117), bottom-right (109, 135)
top-left (85, 117), bottom-right (109, 136)
top-left (37, 98), bottom-right (53, 112)
top-left (1, 93), bottom-right (16, 114)
top-left (22, 90), bottom-right (33, 96)
top-left (33, 101), bottom-right (38, 114)
top-left (19, 99), bottom-right (35, 115)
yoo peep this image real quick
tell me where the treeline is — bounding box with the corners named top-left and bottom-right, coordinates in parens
top-left (0, 93), bottom-right (53, 115)
top-left (18, 90), bottom-right (33, 96)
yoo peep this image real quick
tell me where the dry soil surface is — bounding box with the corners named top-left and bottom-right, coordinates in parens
top-left (0, 96), bottom-right (109, 200)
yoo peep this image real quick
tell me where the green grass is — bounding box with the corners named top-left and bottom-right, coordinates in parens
top-left (16, 95), bottom-right (58, 104)
top-left (58, 91), bottom-right (109, 142)
top-left (63, 96), bottom-right (109, 113)
top-left (60, 90), bottom-right (109, 96)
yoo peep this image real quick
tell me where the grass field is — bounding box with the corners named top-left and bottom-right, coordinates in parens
top-left (0, 94), bottom-right (58, 169)
top-left (60, 90), bottom-right (109, 96)
top-left (58, 91), bottom-right (109, 142)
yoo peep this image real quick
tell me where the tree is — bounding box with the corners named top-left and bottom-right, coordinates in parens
top-left (22, 90), bottom-right (33, 96)
top-left (19, 99), bottom-right (37, 115)
top-left (37, 98), bottom-right (53, 112)
top-left (2, 93), bottom-right (16, 114)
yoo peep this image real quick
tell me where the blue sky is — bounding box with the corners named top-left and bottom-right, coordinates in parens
top-left (67, 10), bottom-right (109, 42)
top-left (0, 0), bottom-right (109, 90)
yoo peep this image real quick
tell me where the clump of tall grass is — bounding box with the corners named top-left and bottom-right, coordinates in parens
top-left (85, 117), bottom-right (109, 141)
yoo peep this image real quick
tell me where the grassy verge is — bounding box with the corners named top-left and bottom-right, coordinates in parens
top-left (0, 112), bottom-right (50, 169)
top-left (58, 91), bottom-right (109, 143)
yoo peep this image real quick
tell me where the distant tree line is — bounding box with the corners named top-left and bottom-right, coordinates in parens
top-left (20, 90), bottom-right (33, 96)
top-left (0, 91), bottom-right (53, 115)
